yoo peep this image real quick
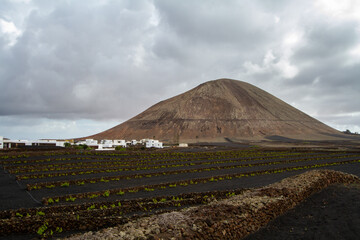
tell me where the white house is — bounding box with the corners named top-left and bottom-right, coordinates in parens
top-left (131, 139), bottom-right (137, 145)
top-left (113, 139), bottom-right (126, 147)
top-left (99, 139), bottom-right (114, 148)
top-left (96, 144), bottom-right (115, 151)
top-left (139, 139), bottom-right (148, 144)
top-left (85, 139), bottom-right (98, 146)
top-left (145, 139), bottom-right (163, 148)
top-left (1, 138), bottom-right (64, 148)
top-left (56, 141), bottom-right (66, 147)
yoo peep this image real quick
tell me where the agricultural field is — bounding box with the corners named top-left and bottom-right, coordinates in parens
top-left (1, 147), bottom-right (360, 239)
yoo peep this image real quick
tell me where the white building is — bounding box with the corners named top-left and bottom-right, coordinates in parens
top-left (1, 138), bottom-right (64, 148)
top-left (96, 144), bottom-right (115, 151)
top-left (99, 139), bottom-right (114, 148)
top-left (85, 139), bottom-right (98, 146)
top-left (56, 141), bottom-right (66, 147)
top-left (113, 140), bottom-right (126, 147)
top-left (179, 143), bottom-right (188, 147)
top-left (139, 139), bottom-right (148, 144)
top-left (0, 136), bottom-right (163, 150)
top-left (145, 139), bottom-right (163, 148)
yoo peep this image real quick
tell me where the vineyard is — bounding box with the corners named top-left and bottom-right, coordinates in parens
top-left (1, 148), bottom-right (360, 239)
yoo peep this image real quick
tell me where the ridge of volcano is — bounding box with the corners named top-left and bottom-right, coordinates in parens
top-left (89, 79), bottom-right (340, 143)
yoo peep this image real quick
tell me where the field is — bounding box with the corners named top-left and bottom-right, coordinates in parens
top-left (1, 147), bottom-right (360, 239)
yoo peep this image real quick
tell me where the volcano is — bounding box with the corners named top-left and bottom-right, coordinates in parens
top-left (89, 79), bottom-right (341, 143)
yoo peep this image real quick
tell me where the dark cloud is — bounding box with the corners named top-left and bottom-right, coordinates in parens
top-left (0, 0), bottom-right (359, 139)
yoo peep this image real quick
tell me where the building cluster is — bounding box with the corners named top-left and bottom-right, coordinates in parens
top-left (0, 136), bottom-right (163, 150)
top-left (76, 138), bottom-right (163, 150)
top-left (0, 137), bottom-right (65, 149)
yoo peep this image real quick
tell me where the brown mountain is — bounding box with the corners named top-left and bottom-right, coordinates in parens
top-left (88, 79), bottom-right (341, 143)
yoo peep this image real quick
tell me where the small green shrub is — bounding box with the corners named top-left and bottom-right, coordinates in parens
top-left (115, 146), bottom-right (126, 151)
top-left (61, 182), bottom-right (70, 187)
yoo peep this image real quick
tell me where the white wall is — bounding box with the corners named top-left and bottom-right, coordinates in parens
top-left (56, 141), bottom-right (65, 147)
top-left (86, 139), bottom-right (98, 145)
top-left (113, 140), bottom-right (126, 147)
top-left (0, 136), bottom-right (3, 149)
top-left (145, 139), bottom-right (163, 148)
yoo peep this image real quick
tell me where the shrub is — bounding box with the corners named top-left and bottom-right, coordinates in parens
top-left (61, 182), bottom-right (70, 187)
top-left (115, 146), bottom-right (126, 151)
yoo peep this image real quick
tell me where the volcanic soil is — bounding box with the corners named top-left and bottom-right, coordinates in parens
top-left (245, 183), bottom-right (360, 240)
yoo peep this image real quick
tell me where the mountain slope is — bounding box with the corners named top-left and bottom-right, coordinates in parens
top-left (88, 79), bottom-right (340, 143)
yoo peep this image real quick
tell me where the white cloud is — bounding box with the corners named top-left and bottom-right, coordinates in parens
top-left (314, 0), bottom-right (360, 21)
top-left (243, 49), bottom-right (298, 79)
top-left (274, 16), bottom-right (280, 24)
top-left (0, 18), bottom-right (22, 46)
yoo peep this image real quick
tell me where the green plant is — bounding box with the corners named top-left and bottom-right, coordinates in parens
top-left (226, 192), bottom-right (236, 197)
top-left (37, 222), bottom-right (48, 236)
top-left (103, 190), bottom-right (110, 197)
top-left (16, 212), bottom-right (23, 218)
top-left (61, 182), bottom-right (70, 187)
top-left (115, 146), bottom-right (126, 151)
top-left (100, 178), bottom-right (109, 183)
top-left (66, 196), bottom-right (76, 202)
top-left (36, 211), bottom-right (45, 216)
top-left (89, 194), bottom-right (99, 199)
top-left (47, 198), bottom-right (54, 204)
top-left (87, 204), bottom-right (96, 210)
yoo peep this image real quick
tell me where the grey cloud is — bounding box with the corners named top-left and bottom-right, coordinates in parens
top-left (294, 21), bottom-right (358, 61)
top-left (0, 0), bottom-right (360, 138)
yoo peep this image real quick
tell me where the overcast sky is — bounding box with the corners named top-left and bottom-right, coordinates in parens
top-left (1, 0), bottom-right (360, 140)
